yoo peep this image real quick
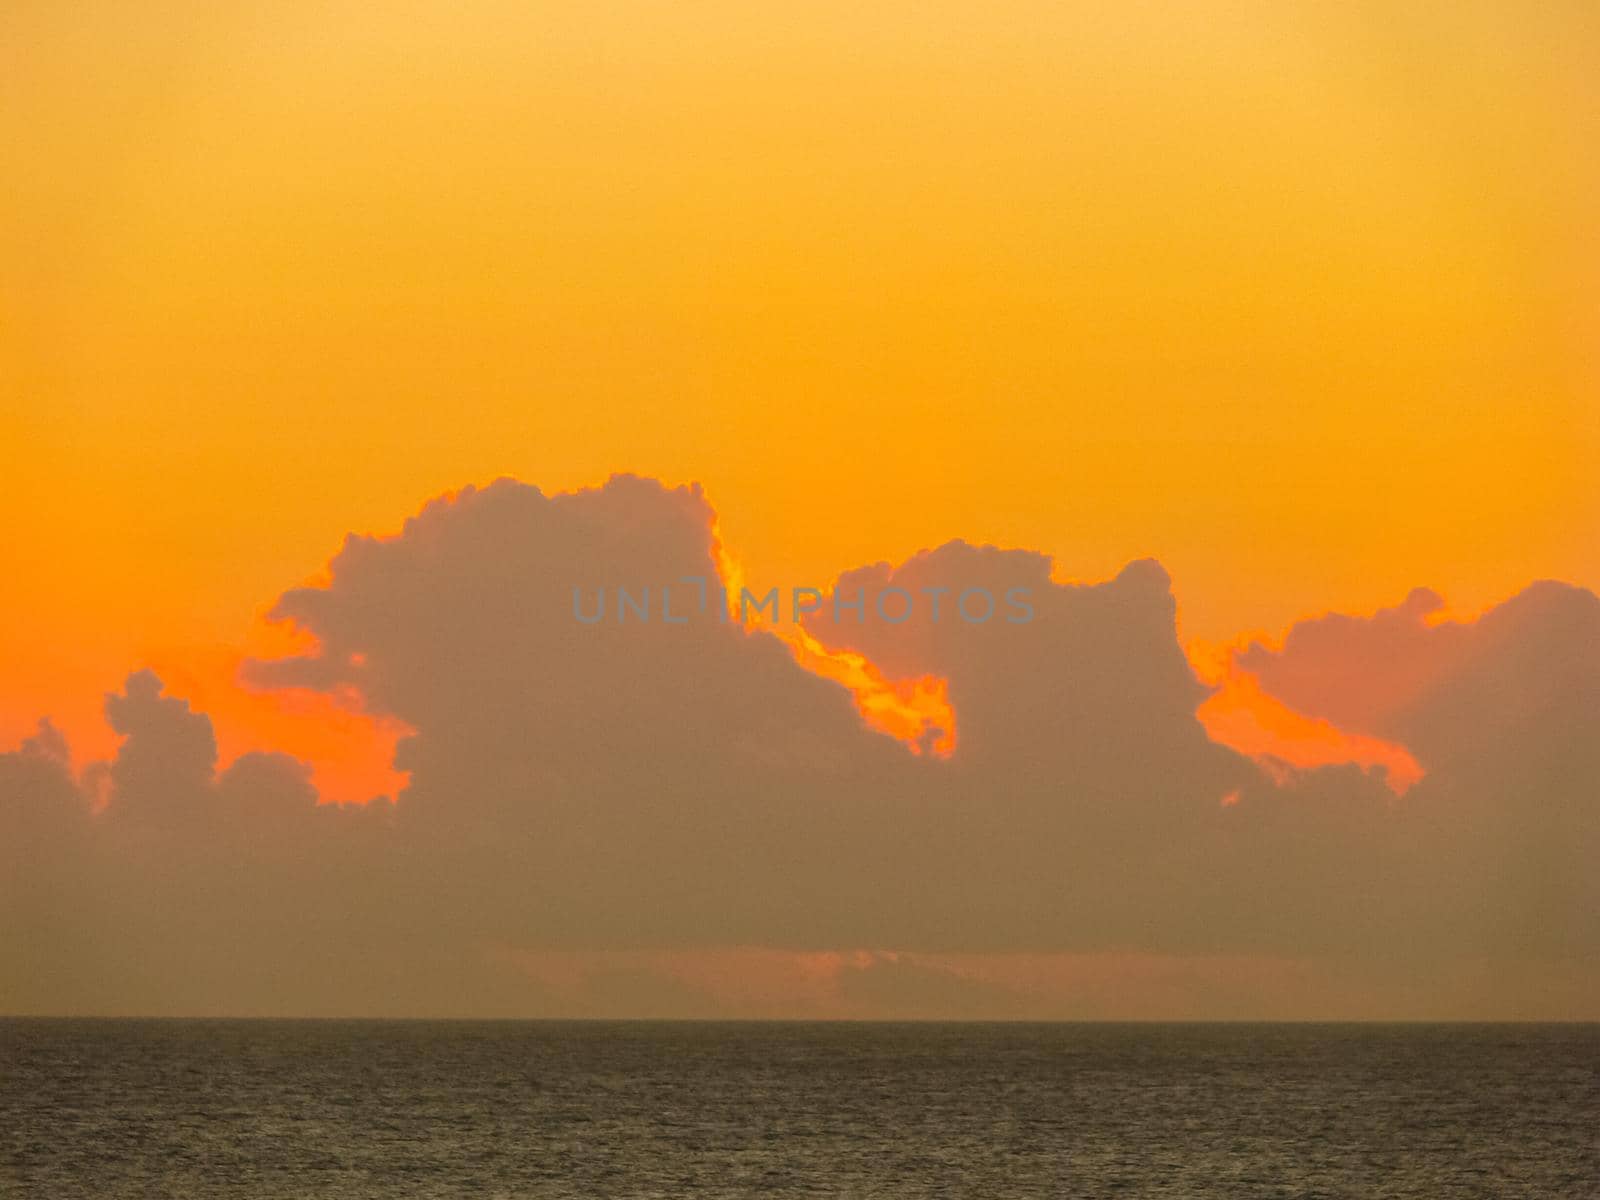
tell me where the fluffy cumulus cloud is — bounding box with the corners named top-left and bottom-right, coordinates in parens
top-left (1239, 582), bottom-right (1600, 778)
top-left (1236, 583), bottom-right (1600, 965)
top-left (2, 476), bottom-right (1596, 1017)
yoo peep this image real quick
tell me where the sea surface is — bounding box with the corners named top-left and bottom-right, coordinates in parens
top-left (2, 1020), bottom-right (1596, 1198)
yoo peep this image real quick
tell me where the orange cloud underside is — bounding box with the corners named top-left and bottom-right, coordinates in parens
top-left (777, 625), bottom-right (957, 757)
top-left (711, 523), bottom-right (957, 757)
top-left (1189, 639), bottom-right (1424, 795)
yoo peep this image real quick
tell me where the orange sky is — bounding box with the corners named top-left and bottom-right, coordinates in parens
top-left (4, 2), bottom-right (1597, 785)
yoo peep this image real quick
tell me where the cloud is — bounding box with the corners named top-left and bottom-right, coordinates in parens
top-left (246, 476), bottom-right (903, 811)
top-left (799, 543), bottom-right (1239, 789)
top-left (1239, 582), bottom-right (1600, 776)
top-left (1234, 581), bottom-right (1600, 963)
top-left (2, 476), bottom-right (1596, 1017)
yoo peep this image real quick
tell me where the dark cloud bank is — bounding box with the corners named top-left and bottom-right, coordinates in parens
top-left (3, 477), bottom-right (1597, 1017)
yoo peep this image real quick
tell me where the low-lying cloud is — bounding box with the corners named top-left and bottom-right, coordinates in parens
top-left (3, 476), bottom-right (1596, 1017)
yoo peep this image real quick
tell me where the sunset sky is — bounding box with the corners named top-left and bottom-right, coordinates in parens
top-left (3, 3), bottom-right (1597, 1018)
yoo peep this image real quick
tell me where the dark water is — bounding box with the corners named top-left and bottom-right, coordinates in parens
top-left (2, 1021), bottom-right (1596, 1198)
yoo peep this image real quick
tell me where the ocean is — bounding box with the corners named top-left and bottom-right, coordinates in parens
top-left (2, 1019), bottom-right (1595, 1197)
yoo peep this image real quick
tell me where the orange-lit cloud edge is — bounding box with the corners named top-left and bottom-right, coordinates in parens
top-left (20, 475), bottom-right (1515, 806)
